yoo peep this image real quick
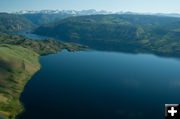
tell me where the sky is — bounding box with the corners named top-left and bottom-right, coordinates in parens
top-left (0, 0), bottom-right (180, 13)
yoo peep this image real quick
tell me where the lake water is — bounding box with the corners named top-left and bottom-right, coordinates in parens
top-left (18, 32), bottom-right (180, 119)
top-left (12, 30), bottom-right (48, 40)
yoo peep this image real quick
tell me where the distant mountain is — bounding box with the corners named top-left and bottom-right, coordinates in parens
top-left (0, 9), bottom-right (112, 31)
top-left (16, 9), bottom-right (112, 15)
top-left (16, 9), bottom-right (180, 17)
top-left (0, 13), bottom-right (35, 32)
top-left (13, 9), bottom-right (113, 26)
top-left (34, 14), bottom-right (180, 57)
top-left (14, 9), bottom-right (180, 27)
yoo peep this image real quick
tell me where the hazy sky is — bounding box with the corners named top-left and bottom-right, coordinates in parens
top-left (0, 0), bottom-right (180, 13)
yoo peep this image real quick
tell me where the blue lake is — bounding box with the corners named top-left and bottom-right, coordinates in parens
top-left (16, 32), bottom-right (180, 119)
top-left (18, 49), bottom-right (180, 119)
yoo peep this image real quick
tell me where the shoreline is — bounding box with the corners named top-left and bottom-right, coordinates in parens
top-left (0, 32), bottom-right (86, 119)
top-left (0, 66), bottom-right (41, 119)
top-left (16, 65), bottom-right (41, 119)
top-left (0, 58), bottom-right (41, 119)
top-left (0, 49), bottom-right (85, 119)
top-left (0, 44), bottom-right (41, 119)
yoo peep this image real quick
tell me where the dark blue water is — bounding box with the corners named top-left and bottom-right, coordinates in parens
top-left (19, 49), bottom-right (180, 119)
top-left (15, 31), bottom-right (180, 119)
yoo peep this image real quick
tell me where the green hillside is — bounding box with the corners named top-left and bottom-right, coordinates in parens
top-left (0, 44), bottom-right (40, 119)
top-left (0, 33), bottom-right (85, 119)
top-left (0, 13), bottom-right (35, 32)
top-left (34, 14), bottom-right (180, 57)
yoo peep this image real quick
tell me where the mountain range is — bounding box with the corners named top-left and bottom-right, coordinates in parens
top-left (15, 9), bottom-right (180, 18)
top-left (1, 9), bottom-right (180, 33)
top-left (15, 9), bottom-right (113, 15)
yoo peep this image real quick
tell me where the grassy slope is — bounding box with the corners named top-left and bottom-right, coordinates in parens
top-left (0, 44), bottom-right (40, 119)
top-left (0, 33), bottom-right (85, 119)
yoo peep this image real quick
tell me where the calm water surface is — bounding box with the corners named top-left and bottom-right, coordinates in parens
top-left (18, 32), bottom-right (180, 119)
top-left (13, 30), bottom-right (48, 40)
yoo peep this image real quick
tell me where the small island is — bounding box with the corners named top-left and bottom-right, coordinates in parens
top-left (0, 33), bottom-right (86, 119)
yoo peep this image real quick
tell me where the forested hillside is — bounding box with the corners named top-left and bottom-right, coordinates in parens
top-left (23, 13), bottom-right (73, 26)
top-left (0, 13), bottom-right (35, 32)
top-left (34, 14), bottom-right (180, 57)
